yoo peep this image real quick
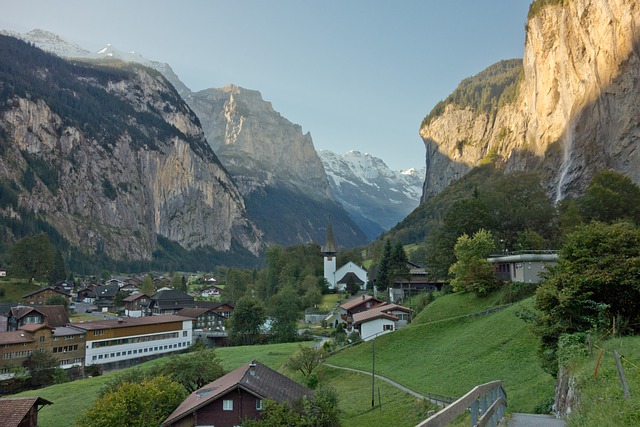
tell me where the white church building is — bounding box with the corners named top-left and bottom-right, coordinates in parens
top-left (322, 222), bottom-right (368, 292)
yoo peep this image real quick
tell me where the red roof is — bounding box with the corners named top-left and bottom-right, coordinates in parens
top-left (163, 360), bottom-right (311, 426)
top-left (69, 314), bottom-right (192, 331)
top-left (339, 295), bottom-right (383, 311)
top-left (0, 397), bottom-right (52, 427)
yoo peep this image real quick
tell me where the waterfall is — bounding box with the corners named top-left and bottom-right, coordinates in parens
top-left (555, 117), bottom-right (575, 204)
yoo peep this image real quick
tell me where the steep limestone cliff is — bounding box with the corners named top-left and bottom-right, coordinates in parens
top-left (187, 84), bottom-right (332, 199)
top-left (0, 36), bottom-right (262, 261)
top-left (420, 0), bottom-right (640, 202)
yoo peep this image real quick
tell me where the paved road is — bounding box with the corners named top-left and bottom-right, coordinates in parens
top-left (508, 413), bottom-right (564, 427)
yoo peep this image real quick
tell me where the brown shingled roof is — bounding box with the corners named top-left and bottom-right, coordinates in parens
top-left (339, 294), bottom-right (384, 311)
top-left (10, 305), bottom-right (70, 328)
top-left (163, 360), bottom-right (311, 426)
top-left (69, 314), bottom-right (192, 331)
top-left (0, 330), bottom-right (34, 345)
top-left (0, 397), bottom-right (53, 427)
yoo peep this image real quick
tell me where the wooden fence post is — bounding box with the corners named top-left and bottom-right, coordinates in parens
top-left (613, 350), bottom-right (630, 399)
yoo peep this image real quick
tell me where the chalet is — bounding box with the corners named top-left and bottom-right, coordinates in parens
top-left (0, 397), bottom-right (52, 427)
top-left (77, 286), bottom-right (97, 304)
top-left (176, 307), bottom-right (226, 332)
top-left (69, 315), bottom-right (192, 371)
top-left (353, 302), bottom-right (413, 341)
top-left (162, 360), bottom-right (311, 427)
top-left (120, 283), bottom-right (141, 294)
top-left (94, 285), bottom-right (120, 311)
top-left (148, 290), bottom-right (195, 315)
top-left (339, 294), bottom-right (384, 327)
top-left (123, 293), bottom-right (150, 318)
top-left (22, 287), bottom-right (70, 305)
top-left (193, 302), bottom-right (234, 319)
top-left (388, 261), bottom-right (447, 303)
top-left (487, 251), bottom-right (559, 283)
top-left (7, 305), bottom-right (70, 331)
top-left (105, 277), bottom-right (126, 287)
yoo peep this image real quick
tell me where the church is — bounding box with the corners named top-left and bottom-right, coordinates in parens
top-left (321, 221), bottom-right (369, 292)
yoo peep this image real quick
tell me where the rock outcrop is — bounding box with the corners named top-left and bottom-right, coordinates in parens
top-left (0, 35), bottom-right (262, 261)
top-left (420, 0), bottom-right (640, 203)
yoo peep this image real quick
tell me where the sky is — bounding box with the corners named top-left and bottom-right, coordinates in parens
top-left (0, 1), bottom-right (532, 171)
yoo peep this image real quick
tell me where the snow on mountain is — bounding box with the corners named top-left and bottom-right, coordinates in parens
top-left (2, 29), bottom-right (191, 96)
top-left (319, 150), bottom-right (424, 238)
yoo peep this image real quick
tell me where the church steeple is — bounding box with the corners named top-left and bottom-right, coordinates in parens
top-left (321, 221), bottom-right (337, 255)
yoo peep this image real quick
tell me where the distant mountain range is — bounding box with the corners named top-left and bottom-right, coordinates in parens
top-left (319, 150), bottom-right (424, 239)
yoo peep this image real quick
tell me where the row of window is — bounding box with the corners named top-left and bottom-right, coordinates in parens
top-left (90, 341), bottom-right (190, 361)
top-left (91, 332), bottom-right (183, 349)
top-left (59, 358), bottom-right (83, 366)
top-left (52, 345), bottom-right (79, 353)
top-left (3, 350), bottom-right (33, 359)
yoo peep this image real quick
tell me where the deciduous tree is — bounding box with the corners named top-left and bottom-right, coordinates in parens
top-left (449, 229), bottom-right (498, 296)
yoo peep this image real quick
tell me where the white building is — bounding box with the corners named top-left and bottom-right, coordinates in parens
top-left (322, 221), bottom-right (368, 291)
top-left (70, 315), bottom-right (192, 370)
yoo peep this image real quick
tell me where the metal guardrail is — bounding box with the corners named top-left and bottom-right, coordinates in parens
top-left (415, 381), bottom-right (507, 427)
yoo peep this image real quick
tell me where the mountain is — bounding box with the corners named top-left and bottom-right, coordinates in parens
top-left (185, 85), bottom-right (367, 246)
top-left (1, 29), bottom-right (368, 250)
top-left (0, 35), bottom-right (261, 268)
top-left (419, 0), bottom-right (640, 204)
top-left (318, 150), bottom-right (424, 239)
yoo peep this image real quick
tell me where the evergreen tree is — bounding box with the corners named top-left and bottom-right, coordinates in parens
top-left (48, 249), bottom-right (67, 284)
top-left (10, 233), bottom-right (54, 282)
top-left (374, 239), bottom-right (393, 292)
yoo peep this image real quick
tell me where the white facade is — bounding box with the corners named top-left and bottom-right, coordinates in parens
top-left (335, 262), bottom-right (368, 291)
top-left (359, 317), bottom-right (395, 341)
top-left (124, 309), bottom-right (144, 318)
top-left (83, 320), bottom-right (192, 366)
top-left (324, 254), bottom-right (337, 289)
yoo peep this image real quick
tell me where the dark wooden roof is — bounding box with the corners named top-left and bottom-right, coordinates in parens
top-left (22, 286), bottom-right (70, 298)
top-left (337, 272), bottom-right (364, 285)
top-left (0, 397), bottom-right (52, 427)
top-left (321, 221), bottom-right (337, 254)
top-left (122, 292), bottom-right (149, 302)
top-left (163, 360), bottom-right (311, 426)
top-left (10, 305), bottom-right (70, 327)
top-left (69, 314), bottom-right (192, 331)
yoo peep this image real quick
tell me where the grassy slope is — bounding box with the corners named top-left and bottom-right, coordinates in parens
top-left (11, 342), bottom-right (307, 427)
top-left (327, 292), bottom-right (556, 414)
top-left (0, 279), bottom-right (42, 303)
top-left (565, 336), bottom-right (640, 427)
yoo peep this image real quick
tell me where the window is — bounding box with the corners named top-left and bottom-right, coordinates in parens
top-left (383, 324), bottom-right (394, 331)
top-left (256, 399), bottom-right (263, 410)
top-left (183, 331), bottom-right (188, 337)
top-left (39, 336), bottom-right (45, 343)
top-left (223, 400), bottom-right (233, 411)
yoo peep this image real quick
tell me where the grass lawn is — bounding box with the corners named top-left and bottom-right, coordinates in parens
top-left (327, 296), bottom-right (556, 414)
top-left (319, 293), bottom-right (342, 312)
top-left (11, 342), bottom-right (311, 427)
top-left (564, 335), bottom-right (640, 427)
top-left (0, 278), bottom-right (42, 303)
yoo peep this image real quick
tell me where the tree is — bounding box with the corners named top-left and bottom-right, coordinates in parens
top-left (77, 375), bottom-right (187, 427)
top-left (171, 273), bottom-right (186, 292)
top-left (150, 349), bottom-right (224, 393)
top-left (535, 221), bottom-right (640, 373)
top-left (23, 349), bottom-right (60, 388)
top-left (579, 169), bottom-right (640, 224)
top-left (269, 287), bottom-right (301, 343)
top-left (286, 345), bottom-right (325, 378)
top-left (229, 296), bottom-right (267, 345)
top-left (48, 249), bottom-right (66, 284)
top-left (374, 239), bottom-right (393, 292)
top-left (140, 274), bottom-right (155, 296)
top-left (449, 229), bottom-right (498, 296)
top-left (45, 295), bottom-right (68, 309)
top-left (10, 233), bottom-right (54, 282)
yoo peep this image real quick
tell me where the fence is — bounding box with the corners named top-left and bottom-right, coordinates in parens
top-left (415, 381), bottom-right (507, 427)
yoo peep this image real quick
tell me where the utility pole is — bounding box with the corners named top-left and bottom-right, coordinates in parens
top-left (371, 339), bottom-right (375, 407)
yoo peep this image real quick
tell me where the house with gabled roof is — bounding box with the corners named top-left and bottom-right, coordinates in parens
top-left (0, 397), bottom-right (52, 427)
top-left (123, 292), bottom-right (150, 318)
top-left (148, 290), bottom-right (195, 315)
top-left (162, 360), bottom-right (311, 427)
top-left (6, 305), bottom-right (70, 331)
top-left (22, 287), bottom-right (70, 306)
top-left (339, 294), bottom-right (385, 327)
top-left (321, 221), bottom-right (368, 291)
top-left (352, 302), bottom-right (413, 341)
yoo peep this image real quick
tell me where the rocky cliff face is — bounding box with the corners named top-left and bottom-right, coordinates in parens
top-left (0, 36), bottom-right (262, 261)
top-left (420, 0), bottom-right (640, 202)
top-left (187, 84), bottom-right (332, 199)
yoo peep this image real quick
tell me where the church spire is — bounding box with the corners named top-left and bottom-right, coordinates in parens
top-left (321, 220), bottom-right (337, 255)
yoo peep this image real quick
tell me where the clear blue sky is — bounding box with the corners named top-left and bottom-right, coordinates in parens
top-left (1, 1), bottom-right (531, 171)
